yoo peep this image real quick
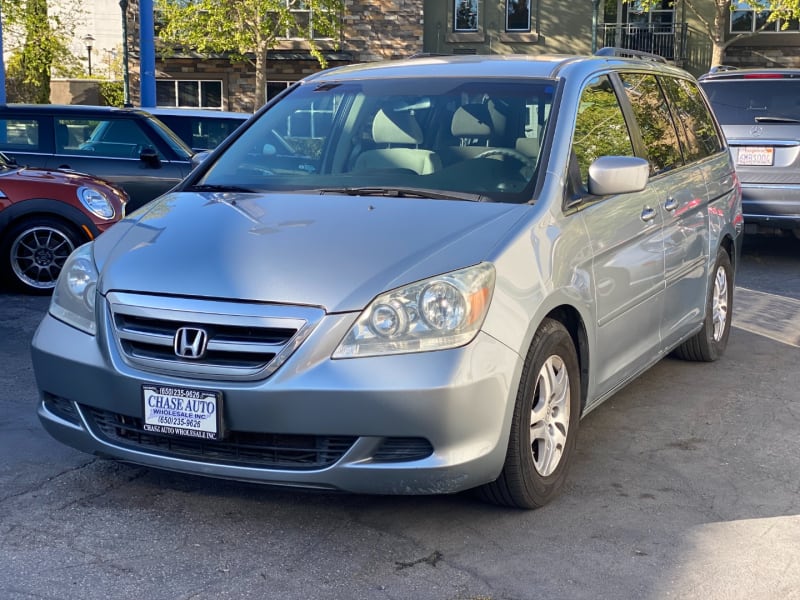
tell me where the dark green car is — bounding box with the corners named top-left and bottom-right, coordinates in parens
top-left (0, 104), bottom-right (195, 211)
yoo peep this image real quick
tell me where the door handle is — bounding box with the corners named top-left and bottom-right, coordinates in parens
top-left (664, 197), bottom-right (678, 212)
top-left (641, 207), bottom-right (657, 222)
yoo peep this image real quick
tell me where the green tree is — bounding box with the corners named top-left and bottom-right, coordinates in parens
top-left (156, 0), bottom-right (343, 110)
top-left (634, 0), bottom-right (800, 66)
top-left (2, 0), bottom-right (82, 103)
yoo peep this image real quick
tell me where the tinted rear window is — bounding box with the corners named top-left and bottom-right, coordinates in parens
top-left (701, 79), bottom-right (800, 124)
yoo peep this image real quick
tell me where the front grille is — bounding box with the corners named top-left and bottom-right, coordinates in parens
top-left (106, 292), bottom-right (324, 381)
top-left (84, 406), bottom-right (356, 470)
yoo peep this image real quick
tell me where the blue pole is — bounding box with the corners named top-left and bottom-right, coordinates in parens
top-left (139, 0), bottom-right (156, 107)
top-left (0, 10), bottom-right (6, 105)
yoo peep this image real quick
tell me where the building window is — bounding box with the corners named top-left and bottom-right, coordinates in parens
top-left (156, 80), bottom-right (223, 109)
top-left (275, 0), bottom-right (337, 39)
top-left (506, 0), bottom-right (531, 32)
top-left (730, 2), bottom-right (800, 32)
top-left (267, 81), bottom-right (295, 102)
top-left (454, 0), bottom-right (478, 32)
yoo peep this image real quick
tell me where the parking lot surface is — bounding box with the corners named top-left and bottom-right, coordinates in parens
top-left (0, 235), bottom-right (798, 600)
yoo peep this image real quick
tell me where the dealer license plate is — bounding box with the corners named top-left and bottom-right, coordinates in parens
top-left (142, 385), bottom-right (221, 440)
top-left (738, 146), bottom-right (773, 166)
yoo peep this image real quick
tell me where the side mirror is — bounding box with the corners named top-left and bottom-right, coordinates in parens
top-left (140, 146), bottom-right (161, 168)
top-left (191, 151), bottom-right (211, 170)
top-left (588, 156), bottom-right (650, 196)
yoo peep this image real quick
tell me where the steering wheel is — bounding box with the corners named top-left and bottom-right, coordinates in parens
top-left (475, 148), bottom-right (536, 180)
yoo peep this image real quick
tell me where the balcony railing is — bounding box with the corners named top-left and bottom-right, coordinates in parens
top-left (599, 22), bottom-right (688, 63)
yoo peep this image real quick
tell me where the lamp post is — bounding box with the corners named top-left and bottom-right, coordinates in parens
top-left (120, 0), bottom-right (131, 105)
top-left (83, 34), bottom-right (95, 76)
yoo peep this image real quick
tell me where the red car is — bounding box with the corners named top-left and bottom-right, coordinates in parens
top-left (0, 152), bottom-right (127, 293)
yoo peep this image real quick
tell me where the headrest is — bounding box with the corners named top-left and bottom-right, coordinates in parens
top-left (451, 104), bottom-right (493, 138)
top-left (515, 137), bottom-right (540, 158)
top-left (372, 109), bottom-right (424, 145)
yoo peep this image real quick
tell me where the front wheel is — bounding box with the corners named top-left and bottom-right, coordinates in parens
top-left (673, 247), bottom-right (733, 362)
top-left (1, 218), bottom-right (83, 294)
top-left (479, 318), bottom-right (581, 509)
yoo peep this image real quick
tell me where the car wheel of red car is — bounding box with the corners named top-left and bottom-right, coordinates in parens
top-left (1, 217), bottom-right (84, 294)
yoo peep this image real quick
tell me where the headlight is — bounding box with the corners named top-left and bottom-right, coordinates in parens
top-left (77, 186), bottom-right (115, 219)
top-left (49, 243), bottom-right (99, 335)
top-left (333, 263), bottom-right (495, 358)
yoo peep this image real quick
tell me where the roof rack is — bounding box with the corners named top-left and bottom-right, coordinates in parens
top-left (594, 47), bottom-right (667, 63)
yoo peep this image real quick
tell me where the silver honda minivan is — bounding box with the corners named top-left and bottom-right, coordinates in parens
top-left (31, 53), bottom-right (743, 509)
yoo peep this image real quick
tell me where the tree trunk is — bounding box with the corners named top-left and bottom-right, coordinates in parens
top-left (710, 42), bottom-right (726, 67)
top-left (24, 0), bottom-right (53, 104)
top-left (710, 0), bottom-right (729, 67)
top-left (254, 43), bottom-right (268, 110)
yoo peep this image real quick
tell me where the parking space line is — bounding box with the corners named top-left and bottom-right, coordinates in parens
top-left (733, 287), bottom-right (800, 348)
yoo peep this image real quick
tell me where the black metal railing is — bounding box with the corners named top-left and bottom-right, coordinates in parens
top-left (599, 22), bottom-right (688, 63)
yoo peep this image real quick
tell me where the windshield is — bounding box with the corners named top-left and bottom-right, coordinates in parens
top-left (701, 79), bottom-right (800, 124)
top-left (197, 77), bottom-right (555, 203)
top-left (146, 116), bottom-right (195, 159)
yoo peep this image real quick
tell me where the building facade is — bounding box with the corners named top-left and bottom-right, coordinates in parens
top-left (50, 0), bottom-right (800, 111)
top-left (123, 0), bottom-right (425, 113)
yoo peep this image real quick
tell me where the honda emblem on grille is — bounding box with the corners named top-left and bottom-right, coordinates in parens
top-left (174, 327), bottom-right (209, 359)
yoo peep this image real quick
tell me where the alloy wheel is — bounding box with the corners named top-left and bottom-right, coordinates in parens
top-left (530, 354), bottom-right (571, 477)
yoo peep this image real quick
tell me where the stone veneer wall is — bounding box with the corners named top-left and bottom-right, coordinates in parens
top-left (724, 45), bottom-right (800, 69)
top-left (342, 0), bottom-right (424, 62)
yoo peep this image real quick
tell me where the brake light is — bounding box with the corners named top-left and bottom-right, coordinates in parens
top-left (743, 73), bottom-right (787, 79)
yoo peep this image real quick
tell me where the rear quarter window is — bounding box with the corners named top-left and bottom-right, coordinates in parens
top-left (0, 118), bottom-right (41, 151)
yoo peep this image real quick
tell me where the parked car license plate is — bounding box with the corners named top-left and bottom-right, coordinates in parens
top-left (143, 384), bottom-right (221, 440)
top-left (737, 146), bottom-right (773, 166)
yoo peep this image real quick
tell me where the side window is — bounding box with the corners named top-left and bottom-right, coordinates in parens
top-left (56, 118), bottom-right (159, 159)
top-left (618, 73), bottom-right (684, 175)
top-left (659, 76), bottom-right (722, 161)
top-left (0, 119), bottom-right (40, 150)
top-left (572, 75), bottom-right (635, 187)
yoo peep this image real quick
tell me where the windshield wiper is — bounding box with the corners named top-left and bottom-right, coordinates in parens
top-left (318, 186), bottom-right (487, 202)
top-left (754, 116), bottom-right (800, 124)
top-left (186, 183), bottom-right (256, 193)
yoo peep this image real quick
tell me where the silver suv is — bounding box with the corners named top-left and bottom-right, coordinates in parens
top-left (700, 68), bottom-right (800, 238)
top-left (31, 53), bottom-right (743, 509)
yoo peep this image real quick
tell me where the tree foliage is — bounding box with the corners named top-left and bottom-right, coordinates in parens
top-left (2, 0), bottom-right (83, 102)
top-left (155, 0), bottom-right (343, 110)
top-left (634, 0), bottom-right (800, 65)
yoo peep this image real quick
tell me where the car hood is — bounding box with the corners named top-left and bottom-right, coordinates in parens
top-left (1, 165), bottom-right (107, 188)
top-left (94, 192), bottom-right (529, 312)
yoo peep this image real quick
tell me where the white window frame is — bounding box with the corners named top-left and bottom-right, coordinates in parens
top-left (156, 80), bottom-right (224, 109)
top-left (454, 0), bottom-right (479, 32)
top-left (277, 0), bottom-right (336, 40)
top-left (506, 0), bottom-right (531, 32)
top-left (267, 81), bottom-right (295, 102)
top-left (730, 2), bottom-right (800, 33)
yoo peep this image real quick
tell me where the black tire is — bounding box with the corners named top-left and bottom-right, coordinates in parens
top-left (0, 217), bottom-right (83, 294)
top-left (673, 247), bottom-right (733, 362)
top-left (479, 318), bottom-right (581, 509)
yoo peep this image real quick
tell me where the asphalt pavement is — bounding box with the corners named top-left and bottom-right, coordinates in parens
top-left (0, 234), bottom-right (798, 600)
